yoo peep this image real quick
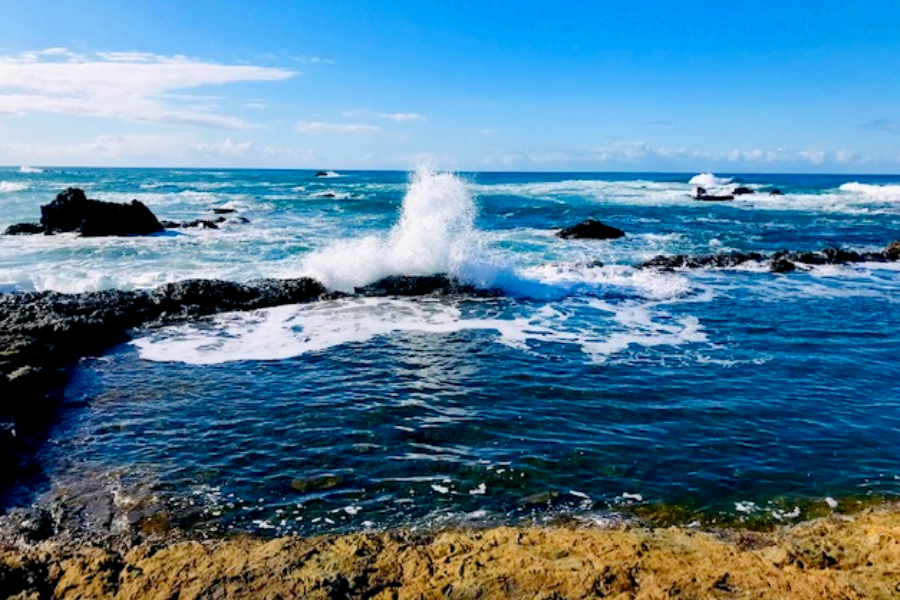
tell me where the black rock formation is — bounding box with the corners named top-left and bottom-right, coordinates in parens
top-left (40, 188), bottom-right (164, 236)
top-left (556, 219), bottom-right (625, 240)
top-left (3, 223), bottom-right (44, 235)
top-left (638, 241), bottom-right (900, 272)
top-left (733, 187), bottom-right (756, 195)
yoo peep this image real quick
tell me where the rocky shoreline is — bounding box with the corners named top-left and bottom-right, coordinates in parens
top-left (1, 504), bottom-right (899, 598)
top-left (2, 240), bottom-right (899, 494)
top-left (3, 236), bottom-right (900, 597)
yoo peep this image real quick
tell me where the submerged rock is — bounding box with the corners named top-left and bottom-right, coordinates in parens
top-left (733, 186), bottom-right (756, 195)
top-left (556, 219), bottom-right (625, 240)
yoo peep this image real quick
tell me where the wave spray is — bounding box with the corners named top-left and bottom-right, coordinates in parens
top-left (301, 166), bottom-right (480, 292)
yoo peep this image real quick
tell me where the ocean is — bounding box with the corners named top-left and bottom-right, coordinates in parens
top-left (1, 166), bottom-right (899, 535)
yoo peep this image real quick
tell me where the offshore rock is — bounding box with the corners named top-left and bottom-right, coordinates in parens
top-left (639, 245), bottom-right (899, 271)
top-left (160, 217), bottom-right (227, 229)
top-left (769, 257), bottom-right (797, 273)
top-left (884, 240), bottom-right (900, 261)
top-left (3, 223), bottom-right (45, 235)
top-left (556, 219), bottom-right (625, 240)
top-left (41, 188), bottom-right (164, 236)
top-left (733, 186), bottom-right (756, 195)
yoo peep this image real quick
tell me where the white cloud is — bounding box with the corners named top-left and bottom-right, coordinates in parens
top-left (295, 121), bottom-right (381, 134)
top-left (484, 142), bottom-right (878, 171)
top-left (0, 135), bottom-right (318, 167)
top-left (378, 112), bottom-right (424, 122)
top-left (0, 49), bottom-right (296, 129)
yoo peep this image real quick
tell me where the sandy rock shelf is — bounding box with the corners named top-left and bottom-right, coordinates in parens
top-left (2, 505), bottom-right (900, 599)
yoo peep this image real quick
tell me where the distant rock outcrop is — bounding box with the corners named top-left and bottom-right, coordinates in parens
top-left (556, 219), bottom-right (625, 240)
top-left (732, 187), bottom-right (756, 195)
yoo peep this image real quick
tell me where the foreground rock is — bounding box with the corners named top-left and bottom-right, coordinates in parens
top-left (1, 505), bottom-right (899, 599)
top-left (0, 278), bottom-right (328, 487)
top-left (639, 241), bottom-right (900, 272)
top-left (0, 274), bottom-right (492, 489)
top-left (556, 219), bottom-right (625, 240)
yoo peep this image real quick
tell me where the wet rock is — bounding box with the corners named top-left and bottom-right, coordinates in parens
top-left (733, 187), bottom-right (756, 195)
top-left (884, 240), bottom-right (900, 261)
top-left (770, 257), bottom-right (797, 273)
top-left (315, 171), bottom-right (329, 177)
top-left (3, 223), bottom-right (44, 235)
top-left (769, 189), bottom-right (782, 195)
top-left (355, 275), bottom-right (494, 297)
top-left (290, 474), bottom-right (344, 492)
top-left (41, 188), bottom-right (164, 236)
top-left (639, 252), bottom-right (764, 270)
top-left (556, 219), bottom-right (625, 240)
top-left (211, 208), bottom-right (235, 214)
top-left (160, 217), bottom-right (227, 229)
top-left (694, 194), bottom-right (734, 202)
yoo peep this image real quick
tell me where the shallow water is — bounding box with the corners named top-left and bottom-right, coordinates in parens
top-left (3, 167), bottom-right (900, 534)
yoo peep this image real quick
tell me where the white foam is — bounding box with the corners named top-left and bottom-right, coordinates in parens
top-left (132, 294), bottom-right (708, 366)
top-left (19, 166), bottom-right (43, 174)
top-left (0, 181), bottom-right (29, 193)
top-left (839, 182), bottom-right (900, 201)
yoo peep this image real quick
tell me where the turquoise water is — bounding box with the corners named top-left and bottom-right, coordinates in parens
top-left (2, 167), bottom-right (900, 534)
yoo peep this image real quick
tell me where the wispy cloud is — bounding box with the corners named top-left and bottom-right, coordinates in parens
top-left (0, 134), bottom-right (318, 167)
top-left (295, 121), bottom-right (382, 134)
top-left (485, 142), bottom-right (872, 170)
top-left (0, 49), bottom-right (296, 129)
top-left (861, 119), bottom-right (900, 135)
top-left (378, 112), bottom-right (424, 122)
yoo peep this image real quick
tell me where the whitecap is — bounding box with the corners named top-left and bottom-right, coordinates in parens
top-left (688, 173), bottom-right (733, 188)
top-left (0, 181), bottom-right (29, 193)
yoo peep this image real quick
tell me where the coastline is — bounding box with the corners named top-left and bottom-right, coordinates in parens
top-left (3, 243), bottom-right (900, 597)
top-left (2, 504), bottom-right (899, 598)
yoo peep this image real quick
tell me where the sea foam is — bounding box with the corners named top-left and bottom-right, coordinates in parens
top-left (0, 181), bottom-right (29, 193)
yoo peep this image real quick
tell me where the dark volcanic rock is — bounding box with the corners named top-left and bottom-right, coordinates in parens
top-left (211, 208), bottom-right (236, 214)
top-left (355, 275), bottom-right (492, 297)
top-left (40, 188), bottom-right (164, 236)
top-left (160, 217), bottom-right (228, 229)
top-left (884, 240), bottom-right (900, 261)
top-left (556, 219), bottom-right (625, 240)
top-left (315, 171), bottom-right (329, 177)
top-left (769, 257), bottom-right (797, 273)
top-left (694, 194), bottom-right (735, 202)
top-left (733, 187), bottom-right (756, 195)
top-left (3, 223), bottom-right (45, 235)
top-left (640, 244), bottom-right (900, 272)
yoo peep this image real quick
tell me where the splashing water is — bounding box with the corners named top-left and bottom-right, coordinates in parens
top-left (301, 166), bottom-right (480, 291)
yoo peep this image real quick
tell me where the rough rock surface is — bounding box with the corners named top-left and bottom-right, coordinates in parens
top-left (40, 188), bottom-right (164, 236)
top-left (1, 506), bottom-right (899, 599)
top-left (556, 219), bottom-right (625, 240)
top-left (638, 241), bottom-right (900, 272)
top-left (0, 278), bottom-right (328, 488)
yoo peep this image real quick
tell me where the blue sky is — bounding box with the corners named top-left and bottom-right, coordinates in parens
top-left (1, 0), bottom-right (899, 172)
